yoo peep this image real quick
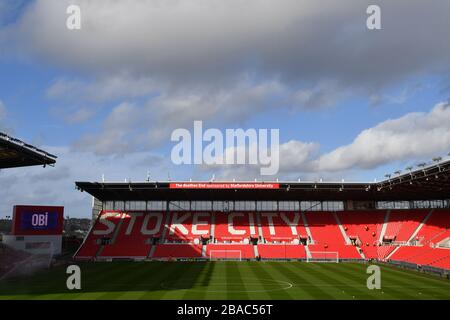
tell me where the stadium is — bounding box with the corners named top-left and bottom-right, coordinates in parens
top-left (1, 1), bottom-right (450, 307)
top-left (1, 131), bottom-right (449, 300)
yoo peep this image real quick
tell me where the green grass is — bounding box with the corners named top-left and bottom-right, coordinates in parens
top-left (0, 261), bottom-right (449, 300)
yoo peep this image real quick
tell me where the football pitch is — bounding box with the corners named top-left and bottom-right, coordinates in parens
top-left (0, 261), bottom-right (449, 300)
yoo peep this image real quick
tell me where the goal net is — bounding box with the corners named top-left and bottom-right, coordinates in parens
top-left (209, 250), bottom-right (242, 261)
top-left (307, 251), bottom-right (339, 263)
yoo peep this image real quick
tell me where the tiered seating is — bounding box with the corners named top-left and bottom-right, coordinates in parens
top-left (305, 212), bottom-right (361, 259)
top-left (100, 212), bottom-right (160, 258)
top-left (384, 210), bottom-right (428, 242)
top-left (412, 210), bottom-right (450, 245)
top-left (75, 211), bottom-right (123, 259)
top-left (391, 246), bottom-right (432, 263)
top-left (153, 244), bottom-right (203, 258)
top-left (214, 212), bottom-right (258, 242)
top-left (258, 244), bottom-right (306, 259)
top-left (206, 244), bottom-right (255, 259)
top-left (431, 253), bottom-right (450, 269)
top-left (259, 212), bottom-right (308, 242)
top-left (73, 209), bottom-right (450, 269)
top-left (391, 246), bottom-right (450, 269)
top-left (338, 211), bottom-right (386, 259)
top-left (166, 212), bottom-right (211, 242)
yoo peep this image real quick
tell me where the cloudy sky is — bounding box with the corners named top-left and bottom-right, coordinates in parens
top-left (1, 0), bottom-right (450, 218)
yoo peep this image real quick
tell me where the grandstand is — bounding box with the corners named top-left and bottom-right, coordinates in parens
top-left (73, 160), bottom-right (450, 275)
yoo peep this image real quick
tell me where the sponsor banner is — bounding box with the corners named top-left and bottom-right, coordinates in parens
top-left (21, 211), bottom-right (59, 231)
top-left (169, 183), bottom-right (280, 189)
top-left (12, 205), bottom-right (64, 235)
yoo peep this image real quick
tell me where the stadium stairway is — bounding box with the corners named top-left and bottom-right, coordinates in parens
top-left (147, 245), bottom-right (156, 259)
top-left (333, 212), bottom-right (351, 245)
top-left (304, 245), bottom-right (312, 259)
top-left (300, 212), bottom-right (314, 244)
top-left (338, 210), bottom-right (386, 259)
top-left (210, 212), bottom-right (216, 239)
top-left (386, 209), bottom-right (433, 260)
top-left (410, 209), bottom-right (434, 241)
top-left (378, 210), bottom-right (390, 244)
top-left (253, 245), bottom-right (259, 258)
top-left (255, 213), bottom-right (264, 240)
top-left (74, 211), bottom-right (123, 260)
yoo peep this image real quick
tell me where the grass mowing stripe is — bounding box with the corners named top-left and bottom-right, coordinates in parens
top-left (157, 262), bottom-right (207, 300)
top-left (247, 262), bottom-right (292, 300)
top-left (250, 262), bottom-right (296, 299)
top-left (298, 263), bottom-right (376, 300)
top-left (314, 264), bottom-right (387, 299)
top-left (96, 262), bottom-right (168, 299)
top-left (340, 263), bottom-right (434, 300)
top-left (346, 262), bottom-right (449, 286)
top-left (207, 262), bottom-right (227, 299)
top-left (145, 262), bottom-right (193, 300)
top-left (372, 265), bottom-right (450, 299)
top-left (226, 262), bottom-right (250, 300)
top-left (73, 262), bottom-right (148, 300)
top-left (340, 263), bottom-right (409, 300)
top-left (2, 261), bottom-right (450, 300)
top-left (272, 262), bottom-right (334, 299)
top-left (379, 264), bottom-right (450, 287)
top-left (288, 264), bottom-right (404, 299)
top-left (317, 263), bottom-right (406, 300)
top-left (137, 262), bottom-right (191, 300)
top-left (180, 262), bottom-right (216, 300)
top-left (2, 262), bottom-right (127, 300)
top-left (240, 263), bottom-right (272, 300)
top-left (63, 262), bottom-right (142, 300)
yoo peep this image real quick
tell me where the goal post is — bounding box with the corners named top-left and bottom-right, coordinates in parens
top-left (209, 250), bottom-right (242, 261)
top-left (307, 251), bottom-right (339, 263)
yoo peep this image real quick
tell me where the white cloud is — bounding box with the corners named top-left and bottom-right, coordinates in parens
top-left (47, 75), bottom-right (161, 103)
top-left (291, 81), bottom-right (347, 110)
top-left (2, 0), bottom-right (450, 92)
top-left (72, 79), bottom-right (287, 154)
top-left (196, 101), bottom-right (450, 177)
top-left (313, 101), bottom-right (450, 172)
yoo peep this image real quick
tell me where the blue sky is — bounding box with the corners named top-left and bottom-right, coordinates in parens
top-left (1, 0), bottom-right (450, 218)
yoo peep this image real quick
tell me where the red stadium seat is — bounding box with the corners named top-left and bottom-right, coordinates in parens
top-left (74, 209), bottom-right (450, 270)
top-left (152, 244), bottom-right (203, 259)
top-left (258, 244), bottom-right (306, 259)
top-left (206, 244), bottom-right (255, 259)
top-left (305, 212), bottom-right (361, 259)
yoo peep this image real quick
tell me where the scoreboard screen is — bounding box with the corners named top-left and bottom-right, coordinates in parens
top-left (12, 205), bottom-right (64, 235)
